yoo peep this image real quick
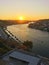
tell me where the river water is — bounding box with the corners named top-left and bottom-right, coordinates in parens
top-left (7, 24), bottom-right (49, 58)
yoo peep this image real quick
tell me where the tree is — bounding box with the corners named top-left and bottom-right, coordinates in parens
top-left (23, 40), bottom-right (33, 51)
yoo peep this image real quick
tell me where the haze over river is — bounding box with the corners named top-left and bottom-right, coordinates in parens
top-left (7, 23), bottom-right (49, 58)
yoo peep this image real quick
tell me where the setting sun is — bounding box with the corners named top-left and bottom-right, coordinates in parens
top-left (19, 16), bottom-right (24, 20)
top-left (17, 16), bottom-right (26, 23)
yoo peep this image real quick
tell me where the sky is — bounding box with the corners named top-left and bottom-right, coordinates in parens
top-left (0, 0), bottom-right (49, 20)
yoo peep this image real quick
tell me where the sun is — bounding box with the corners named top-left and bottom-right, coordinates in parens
top-left (19, 16), bottom-right (24, 20)
top-left (17, 16), bottom-right (26, 23)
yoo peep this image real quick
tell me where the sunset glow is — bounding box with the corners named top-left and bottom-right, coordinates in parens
top-left (0, 0), bottom-right (49, 20)
top-left (19, 16), bottom-right (24, 20)
top-left (17, 16), bottom-right (26, 23)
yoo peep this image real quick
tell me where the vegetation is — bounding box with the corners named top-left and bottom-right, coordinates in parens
top-left (23, 40), bottom-right (33, 48)
top-left (0, 37), bottom-right (12, 56)
top-left (0, 36), bottom-right (33, 56)
top-left (17, 40), bottom-right (33, 51)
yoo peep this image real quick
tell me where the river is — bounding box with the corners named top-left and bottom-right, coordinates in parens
top-left (7, 24), bottom-right (49, 58)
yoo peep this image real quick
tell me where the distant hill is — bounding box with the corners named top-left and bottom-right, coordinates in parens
top-left (28, 19), bottom-right (49, 32)
top-left (0, 20), bottom-right (18, 27)
top-left (0, 20), bottom-right (32, 27)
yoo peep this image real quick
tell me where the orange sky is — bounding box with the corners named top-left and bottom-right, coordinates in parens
top-left (0, 0), bottom-right (49, 20)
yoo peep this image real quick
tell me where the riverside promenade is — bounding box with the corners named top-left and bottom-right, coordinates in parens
top-left (0, 26), bottom-right (22, 43)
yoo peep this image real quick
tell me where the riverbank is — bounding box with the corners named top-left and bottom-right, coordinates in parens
top-left (0, 26), bottom-right (33, 57)
top-left (28, 19), bottom-right (49, 32)
top-left (0, 26), bottom-right (21, 56)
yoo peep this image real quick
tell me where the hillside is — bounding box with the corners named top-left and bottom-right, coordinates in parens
top-left (28, 19), bottom-right (49, 32)
top-left (0, 37), bottom-right (12, 56)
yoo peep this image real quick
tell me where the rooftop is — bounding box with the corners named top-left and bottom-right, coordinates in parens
top-left (1, 49), bottom-right (49, 65)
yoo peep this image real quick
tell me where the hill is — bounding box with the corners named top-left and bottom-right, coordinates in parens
top-left (28, 19), bottom-right (49, 32)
